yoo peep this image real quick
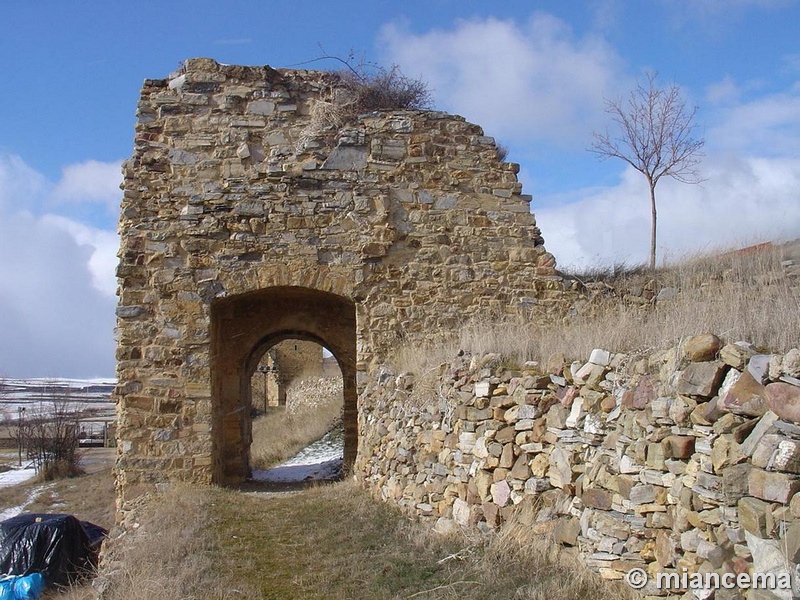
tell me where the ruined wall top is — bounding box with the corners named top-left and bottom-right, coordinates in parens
top-left (114, 58), bottom-right (568, 499)
top-left (119, 57), bottom-right (563, 369)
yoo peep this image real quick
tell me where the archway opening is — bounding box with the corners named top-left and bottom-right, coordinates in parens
top-left (210, 286), bottom-right (357, 486)
top-left (247, 339), bottom-right (344, 482)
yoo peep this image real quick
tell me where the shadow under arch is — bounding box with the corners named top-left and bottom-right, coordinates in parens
top-left (210, 286), bottom-right (357, 485)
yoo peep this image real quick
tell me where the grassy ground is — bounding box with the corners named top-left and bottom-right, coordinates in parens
top-left (97, 480), bottom-right (635, 600)
top-left (0, 449), bottom-right (116, 599)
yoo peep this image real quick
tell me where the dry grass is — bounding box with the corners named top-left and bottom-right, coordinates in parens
top-left (389, 243), bottom-right (800, 376)
top-left (249, 382), bottom-right (343, 470)
top-left (0, 452), bottom-right (116, 600)
top-left (94, 484), bottom-right (246, 600)
top-left (94, 480), bottom-right (633, 600)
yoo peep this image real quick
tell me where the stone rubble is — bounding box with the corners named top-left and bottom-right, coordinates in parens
top-left (357, 333), bottom-right (800, 598)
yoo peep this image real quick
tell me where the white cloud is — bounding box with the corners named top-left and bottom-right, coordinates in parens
top-left (0, 154), bottom-right (118, 377)
top-left (707, 87), bottom-right (800, 156)
top-left (384, 17), bottom-right (800, 273)
top-left (380, 14), bottom-right (625, 146)
top-left (537, 154), bottom-right (800, 270)
top-left (51, 159), bottom-right (123, 211)
top-left (44, 216), bottom-right (119, 297)
top-left (706, 76), bottom-right (742, 105)
top-left (0, 155), bottom-right (49, 212)
top-left (533, 73), bottom-right (800, 269)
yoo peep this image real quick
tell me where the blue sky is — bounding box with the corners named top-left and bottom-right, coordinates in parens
top-left (1, 0), bottom-right (799, 377)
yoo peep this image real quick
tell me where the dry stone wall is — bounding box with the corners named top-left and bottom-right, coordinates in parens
top-left (358, 334), bottom-right (800, 597)
top-left (115, 58), bottom-right (570, 513)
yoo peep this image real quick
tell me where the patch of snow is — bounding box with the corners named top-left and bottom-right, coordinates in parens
top-left (0, 468), bottom-right (36, 488)
top-left (0, 481), bottom-right (50, 522)
top-left (251, 427), bottom-right (344, 483)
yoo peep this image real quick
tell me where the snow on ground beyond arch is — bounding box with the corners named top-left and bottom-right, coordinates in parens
top-left (251, 427), bottom-right (343, 484)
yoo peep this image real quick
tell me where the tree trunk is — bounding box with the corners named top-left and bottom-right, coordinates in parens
top-left (649, 181), bottom-right (657, 273)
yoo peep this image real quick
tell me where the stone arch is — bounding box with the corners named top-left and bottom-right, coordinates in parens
top-left (114, 59), bottom-right (569, 516)
top-left (210, 286), bottom-right (356, 485)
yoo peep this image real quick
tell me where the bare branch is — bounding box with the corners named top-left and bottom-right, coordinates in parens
top-left (589, 72), bottom-right (705, 270)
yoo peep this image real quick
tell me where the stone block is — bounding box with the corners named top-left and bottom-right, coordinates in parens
top-left (748, 468), bottom-right (800, 504)
top-left (747, 354), bottom-right (772, 384)
top-left (764, 382), bottom-right (800, 423)
top-left (718, 370), bottom-right (767, 417)
top-left (621, 376), bottom-right (656, 410)
top-left (510, 455), bottom-right (530, 479)
top-left (474, 380), bottom-right (492, 397)
top-left (646, 442), bottom-right (667, 470)
top-left (554, 517), bottom-right (581, 546)
top-left (692, 396), bottom-right (726, 425)
top-left (663, 435), bottom-right (696, 458)
top-left (499, 443), bottom-right (515, 468)
top-left (752, 434), bottom-right (783, 469)
top-left (783, 349), bottom-right (800, 378)
top-left (784, 521), bottom-right (800, 562)
top-left (771, 439), bottom-right (800, 473)
top-left (675, 361), bottom-right (726, 398)
top-left (721, 463), bottom-right (751, 502)
top-left (720, 341), bottom-right (757, 369)
top-left (655, 530), bottom-right (678, 567)
top-left (548, 446), bottom-right (573, 489)
top-left (582, 488), bottom-right (613, 510)
top-left (711, 434), bottom-right (744, 472)
top-left (744, 531), bottom-right (795, 600)
top-left (589, 348), bottom-right (612, 366)
top-left (629, 484), bottom-right (657, 505)
top-left (740, 411), bottom-right (779, 457)
top-left (490, 480), bottom-right (511, 507)
top-left (684, 333), bottom-right (722, 362)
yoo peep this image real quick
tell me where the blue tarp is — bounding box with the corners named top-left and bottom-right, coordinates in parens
top-left (0, 514), bottom-right (106, 587)
top-left (0, 573), bottom-right (44, 600)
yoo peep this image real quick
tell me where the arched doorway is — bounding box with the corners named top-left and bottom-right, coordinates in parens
top-left (247, 338), bottom-right (343, 482)
top-left (210, 286), bottom-right (357, 485)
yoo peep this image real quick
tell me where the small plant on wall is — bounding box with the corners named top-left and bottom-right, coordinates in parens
top-left (298, 51), bottom-right (433, 150)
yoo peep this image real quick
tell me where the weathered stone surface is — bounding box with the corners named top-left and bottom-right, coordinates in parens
top-left (720, 341), bottom-right (757, 369)
top-left (684, 333), bottom-right (722, 362)
top-left (549, 446), bottom-right (573, 489)
top-left (452, 498), bottom-right (471, 527)
top-left (675, 361), bottom-right (726, 397)
top-left (748, 468), bottom-right (800, 504)
top-left (691, 396), bottom-right (725, 425)
top-left (740, 411), bottom-right (780, 457)
top-left (490, 480), bottom-right (511, 507)
top-left (621, 376), bottom-right (656, 409)
top-left (764, 382), bottom-right (800, 423)
top-left (589, 348), bottom-right (612, 366)
top-left (721, 463), bottom-right (751, 502)
top-left (782, 349), bottom-right (800, 378)
top-left (554, 517), bottom-right (581, 546)
top-left (747, 354), bottom-right (773, 384)
top-left (771, 439), bottom-right (800, 473)
top-left (655, 530), bottom-right (678, 567)
top-left (745, 531), bottom-right (795, 600)
top-left (582, 488), bottom-right (613, 510)
top-left (718, 370), bottom-right (766, 417)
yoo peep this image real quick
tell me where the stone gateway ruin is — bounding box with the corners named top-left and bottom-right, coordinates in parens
top-left (114, 58), bottom-right (563, 513)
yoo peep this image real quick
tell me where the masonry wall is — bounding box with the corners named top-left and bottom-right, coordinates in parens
top-left (115, 58), bottom-right (568, 512)
top-left (357, 335), bottom-right (800, 597)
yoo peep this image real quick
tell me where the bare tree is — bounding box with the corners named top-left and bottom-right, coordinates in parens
top-left (23, 395), bottom-right (83, 479)
top-left (590, 72), bottom-right (705, 271)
